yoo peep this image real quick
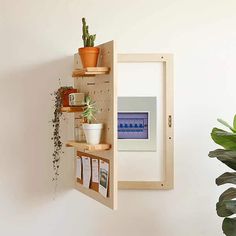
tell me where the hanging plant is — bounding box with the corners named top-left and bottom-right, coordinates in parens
top-left (51, 86), bottom-right (73, 181)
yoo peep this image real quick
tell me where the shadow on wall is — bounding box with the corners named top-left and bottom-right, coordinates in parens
top-left (0, 56), bottom-right (75, 208)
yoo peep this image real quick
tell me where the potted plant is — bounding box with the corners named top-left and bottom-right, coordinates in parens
top-left (60, 87), bottom-right (77, 107)
top-left (82, 96), bottom-right (103, 145)
top-left (79, 18), bottom-right (99, 68)
top-left (51, 86), bottom-right (75, 182)
top-left (209, 115), bottom-right (236, 236)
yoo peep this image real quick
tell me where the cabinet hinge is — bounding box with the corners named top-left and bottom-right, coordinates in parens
top-left (168, 115), bottom-right (172, 128)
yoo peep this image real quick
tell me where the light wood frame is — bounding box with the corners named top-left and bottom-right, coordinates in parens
top-left (117, 53), bottom-right (174, 190)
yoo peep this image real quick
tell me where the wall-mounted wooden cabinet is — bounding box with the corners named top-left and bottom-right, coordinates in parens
top-left (64, 40), bottom-right (173, 210)
top-left (70, 41), bottom-right (117, 209)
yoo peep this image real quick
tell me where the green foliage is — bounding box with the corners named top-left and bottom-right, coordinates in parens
top-left (82, 95), bottom-right (97, 124)
top-left (211, 128), bottom-right (236, 150)
top-left (209, 115), bottom-right (236, 236)
top-left (217, 200), bottom-right (236, 217)
top-left (51, 86), bottom-right (72, 182)
top-left (218, 118), bottom-right (236, 133)
top-left (82, 17), bottom-right (96, 47)
top-left (209, 149), bottom-right (236, 170)
top-left (220, 188), bottom-right (236, 202)
top-left (223, 218), bottom-right (236, 236)
top-left (216, 172), bottom-right (236, 186)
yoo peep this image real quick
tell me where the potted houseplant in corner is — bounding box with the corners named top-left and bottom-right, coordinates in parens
top-left (82, 96), bottom-right (103, 145)
top-left (209, 115), bottom-right (236, 236)
top-left (79, 17), bottom-right (99, 68)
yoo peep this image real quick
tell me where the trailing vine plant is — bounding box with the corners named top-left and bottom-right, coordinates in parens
top-left (51, 84), bottom-right (72, 182)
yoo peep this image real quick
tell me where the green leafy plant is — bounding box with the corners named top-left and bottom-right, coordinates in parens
top-left (209, 115), bottom-right (236, 236)
top-left (82, 17), bottom-right (96, 47)
top-left (82, 95), bottom-right (97, 124)
top-left (51, 86), bottom-right (72, 181)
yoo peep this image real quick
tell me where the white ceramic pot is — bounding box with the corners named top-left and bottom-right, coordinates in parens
top-left (82, 123), bottom-right (103, 145)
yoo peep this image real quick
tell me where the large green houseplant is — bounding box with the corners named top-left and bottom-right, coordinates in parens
top-left (209, 115), bottom-right (236, 236)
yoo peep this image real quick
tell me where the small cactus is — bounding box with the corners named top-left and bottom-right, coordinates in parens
top-left (82, 18), bottom-right (96, 47)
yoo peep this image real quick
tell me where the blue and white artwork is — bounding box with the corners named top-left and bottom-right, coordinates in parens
top-left (118, 112), bottom-right (149, 139)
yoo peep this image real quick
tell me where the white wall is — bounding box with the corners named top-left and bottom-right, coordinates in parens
top-left (1, 0), bottom-right (236, 235)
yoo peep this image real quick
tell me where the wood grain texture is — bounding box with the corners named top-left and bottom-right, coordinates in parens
top-left (66, 141), bottom-right (111, 151)
top-left (72, 67), bottom-right (110, 77)
top-left (61, 107), bottom-right (84, 112)
top-left (118, 181), bottom-right (171, 190)
top-left (73, 41), bottom-right (117, 209)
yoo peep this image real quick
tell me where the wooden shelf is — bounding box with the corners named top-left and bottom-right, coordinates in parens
top-left (72, 67), bottom-right (110, 77)
top-left (66, 141), bottom-right (111, 151)
top-left (61, 107), bottom-right (84, 113)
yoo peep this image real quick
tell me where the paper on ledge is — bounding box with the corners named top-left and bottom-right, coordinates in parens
top-left (99, 160), bottom-right (109, 197)
top-left (76, 158), bottom-right (82, 179)
top-left (82, 157), bottom-right (91, 188)
top-left (92, 159), bottom-right (99, 183)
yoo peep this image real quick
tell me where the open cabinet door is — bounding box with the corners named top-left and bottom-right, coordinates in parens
top-left (71, 41), bottom-right (117, 209)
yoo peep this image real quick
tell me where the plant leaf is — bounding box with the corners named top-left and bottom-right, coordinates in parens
top-left (211, 128), bottom-right (236, 150)
top-left (223, 217), bottom-right (236, 236)
top-left (82, 95), bottom-right (97, 124)
top-left (209, 149), bottom-right (236, 170)
top-left (234, 115), bottom-right (236, 131)
top-left (219, 188), bottom-right (236, 201)
top-left (218, 118), bottom-right (236, 132)
top-left (216, 172), bottom-right (236, 186)
top-left (217, 200), bottom-right (236, 217)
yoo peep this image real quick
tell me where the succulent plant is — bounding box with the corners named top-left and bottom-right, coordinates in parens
top-left (82, 17), bottom-right (96, 47)
top-left (82, 95), bottom-right (97, 124)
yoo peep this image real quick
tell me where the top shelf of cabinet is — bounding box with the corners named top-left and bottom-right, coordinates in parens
top-left (72, 67), bottom-right (110, 77)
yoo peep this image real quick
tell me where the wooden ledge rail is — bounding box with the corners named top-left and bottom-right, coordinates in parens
top-left (66, 141), bottom-right (111, 151)
top-left (61, 107), bottom-right (84, 113)
top-left (72, 67), bottom-right (110, 77)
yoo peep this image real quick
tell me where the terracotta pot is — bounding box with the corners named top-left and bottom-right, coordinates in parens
top-left (79, 47), bottom-right (100, 67)
top-left (61, 89), bottom-right (77, 107)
